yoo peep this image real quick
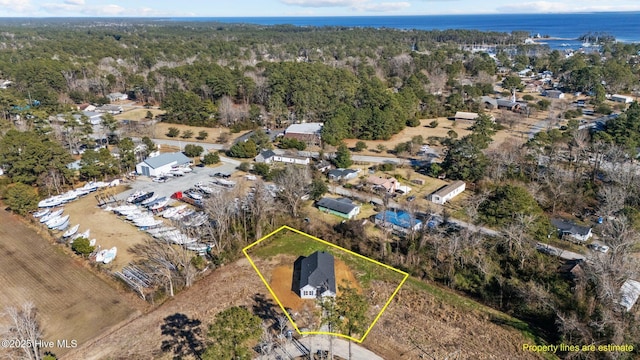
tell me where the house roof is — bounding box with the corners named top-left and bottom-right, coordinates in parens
top-left (300, 251), bottom-right (336, 293)
top-left (316, 197), bottom-right (358, 215)
top-left (454, 111), bottom-right (480, 120)
top-left (619, 279), bottom-right (640, 311)
top-left (285, 123), bottom-right (323, 135)
top-left (481, 96), bottom-right (498, 107)
top-left (367, 175), bottom-right (397, 190)
top-left (433, 180), bottom-right (465, 198)
top-left (551, 218), bottom-right (591, 236)
top-left (257, 150), bottom-right (276, 160)
top-left (497, 99), bottom-right (519, 108)
top-left (142, 152), bottom-right (191, 169)
top-left (375, 210), bottom-right (422, 229)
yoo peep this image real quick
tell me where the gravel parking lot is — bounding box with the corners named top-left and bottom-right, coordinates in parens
top-left (116, 161), bottom-right (239, 202)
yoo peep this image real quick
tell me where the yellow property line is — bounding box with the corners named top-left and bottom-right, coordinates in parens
top-left (243, 225), bottom-right (409, 343)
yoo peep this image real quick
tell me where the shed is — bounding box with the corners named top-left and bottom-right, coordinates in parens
top-left (454, 111), bottom-right (480, 121)
top-left (429, 181), bottom-right (466, 205)
top-left (619, 279), bottom-right (640, 311)
top-left (135, 152), bottom-right (191, 177)
top-left (299, 251), bottom-right (336, 299)
top-left (316, 197), bottom-right (360, 219)
top-left (544, 90), bottom-right (565, 99)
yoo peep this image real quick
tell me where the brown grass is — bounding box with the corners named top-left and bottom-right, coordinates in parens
top-left (0, 208), bottom-right (140, 358)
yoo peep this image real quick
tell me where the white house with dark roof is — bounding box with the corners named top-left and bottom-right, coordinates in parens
top-left (327, 168), bottom-right (359, 181)
top-left (107, 92), bottom-right (128, 102)
top-left (299, 251), bottom-right (336, 299)
top-left (135, 152), bottom-right (191, 177)
top-left (316, 197), bottom-right (360, 219)
top-left (254, 150), bottom-right (309, 165)
top-left (551, 218), bottom-right (592, 242)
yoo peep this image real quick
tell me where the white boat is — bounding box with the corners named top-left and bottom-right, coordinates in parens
top-left (169, 168), bottom-right (184, 176)
top-left (81, 182), bottom-right (100, 192)
top-left (141, 194), bottom-right (159, 206)
top-left (113, 204), bottom-right (138, 213)
top-left (38, 196), bottom-right (64, 208)
top-left (102, 247), bottom-right (117, 264)
top-left (73, 188), bottom-right (91, 197)
top-left (47, 214), bottom-right (69, 229)
top-left (150, 198), bottom-right (169, 210)
top-left (186, 191), bottom-right (203, 201)
top-left (56, 218), bottom-right (70, 231)
top-left (195, 182), bottom-right (214, 194)
top-left (186, 243), bottom-right (209, 252)
top-left (40, 208), bottom-right (64, 223)
top-left (172, 208), bottom-right (195, 220)
top-left (63, 224), bottom-right (80, 238)
top-left (136, 219), bottom-right (164, 228)
top-left (33, 208), bottom-right (50, 218)
top-left (162, 205), bottom-right (187, 218)
top-left (72, 229), bottom-right (90, 241)
top-left (126, 190), bottom-right (147, 203)
top-left (126, 212), bottom-right (147, 220)
top-left (180, 166), bottom-right (193, 173)
top-left (58, 191), bottom-right (78, 203)
top-left (89, 239), bottom-right (97, 247)
top-left (95, 249), bottom-right (107, 263)
top-left (146, 226), bottom-right (175, 235)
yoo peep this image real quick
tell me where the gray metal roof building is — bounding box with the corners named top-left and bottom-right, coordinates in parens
top-left (299, 251), bottom-right (336, 298)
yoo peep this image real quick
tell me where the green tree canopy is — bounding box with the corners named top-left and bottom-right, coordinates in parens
top-left (203, 306), bottom-right (262, 360)
top-left (333, 143), bottom-right (353, 168)
top-left (479, 184), bottom-right (544, 226)
top-left (3, 182), bottom-right (38, 215)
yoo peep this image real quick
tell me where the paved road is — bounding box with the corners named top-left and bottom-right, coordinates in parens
top-left (270, 335), bottom-right (384, 360)
top-left (535, 242), bottom-right (586, 261)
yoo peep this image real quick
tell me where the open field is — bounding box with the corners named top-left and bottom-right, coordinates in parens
top-left (64, 187), bottom-right (153, 270)
top-left (114, 108), bottom-right (165, 122)
top-left (65, 253), bottom-right (545, 360)
top-left (0, 208), bottom-right (140, 358)
top-left (152, 122), bottom-right (248, 145)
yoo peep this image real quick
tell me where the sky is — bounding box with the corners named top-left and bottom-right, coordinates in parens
top-left (2, 0), bottom-right (640, 17)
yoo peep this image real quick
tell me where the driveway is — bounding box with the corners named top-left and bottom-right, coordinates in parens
top-left (270, 335), bottom-right (384, 360)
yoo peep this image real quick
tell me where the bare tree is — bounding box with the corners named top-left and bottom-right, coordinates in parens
top-left (247, 180), bottom-right (275, 241)
top-left (203, 189), bottom-right (238, 253)
top-left (2, 302), bottom-right (43, 360)
top-left (274, 165), bottom-right (311, 218)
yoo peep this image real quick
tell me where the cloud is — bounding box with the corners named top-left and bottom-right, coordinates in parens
top-left (64, 0), bottom-right (84, 5)
top-left (353, 1), bottom-right (411, 12)
top-left (280, 0), bottom-right (366, 7)
top-left (0, 0), bottom-right (35, 13)
top-left (496, 1), bottom-right (640, 13)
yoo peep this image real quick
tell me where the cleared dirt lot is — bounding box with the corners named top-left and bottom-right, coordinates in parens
top-left (0, 209), bottom-right (140, 358)
top-left (64, 188), bottom-right (153, 269)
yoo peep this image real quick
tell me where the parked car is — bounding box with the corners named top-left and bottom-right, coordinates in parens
top-left (152, 176), bottom-right (169, 183)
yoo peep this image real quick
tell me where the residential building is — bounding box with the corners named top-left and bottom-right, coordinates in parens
top-left (107, 92), bottom-right (128, 102)
top-left (367, 175), bottom-right (398, 193)
top-left (454, 111), bottom-right (480, 121)
top-left (135, 152), bottom-right (191, 177)
top-left (374, 210), bottom-right (422, 234)
top-left (544, 90), bottom-right (565, 99)
top-left (254, 150), bottom-right (310, 165)
top-left (316, 197), bottom-right (360, 219)
top-left (314, 160), bottom-right (332, 173)
top-left (95, 104), bottom-right (123, 114)
top-left (298, 251), bottom-right (336, 299)
top-left (551, 218), bottom-right (593, 242)
top-left (429, 181), bottom-right (466, 205)
top-left (610, 94), bottom-right (634, 104)
top-left (283, 122), bottom-right (323, 146)
top-left (496, 99), bottom-right (521, 111)
top-left (327, 168), bottom-right (359, 181)
top-left (481, 96), bottom-right (498, 109)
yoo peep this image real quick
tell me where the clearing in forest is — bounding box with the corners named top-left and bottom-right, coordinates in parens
top-left (243, 225), bottom-right (408, 343)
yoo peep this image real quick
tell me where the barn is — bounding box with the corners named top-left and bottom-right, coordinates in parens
top-left (135, 152), bottom-right (191, 177)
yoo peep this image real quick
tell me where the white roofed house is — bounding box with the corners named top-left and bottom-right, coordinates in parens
top-left (135, 152), bottom-right (191, 177)
top-left (619, 279), bottom-right (640, 311)
top-left (429, 180), bottom-right (466, 205)
top-left (107, 92), bottom-right (128, 102)
top-left (283, 122), bottom-right (323, 146)
top-left (544, 90), bottom-right (565, 99)
top-left (610, 94), bottom-right (634, 104)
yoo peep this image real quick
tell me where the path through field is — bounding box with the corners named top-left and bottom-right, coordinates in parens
top-left (0, 209), bottom-right (140, 357)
